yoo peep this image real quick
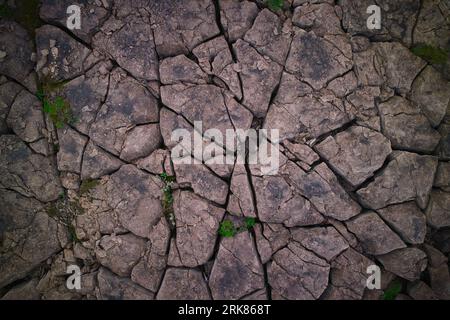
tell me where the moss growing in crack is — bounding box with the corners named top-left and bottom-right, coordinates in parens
top-left (79, 179), bottom-right (100, 196)
top-left (383, 279), bottom-right (402, 300)
top-left (37, 90), bottom-right (76, 129)
top-left (219, 217), bottom-right (257, 238)
top-left (160, 172), bottom-right (176, 228)
top-left (266, 0), bottom-right (284, 11)
top-left (411, 44), bottom-right (449, 65)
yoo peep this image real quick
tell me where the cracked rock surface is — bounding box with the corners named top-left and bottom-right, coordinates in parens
top-left (1, 0), bottom-right (449, 301)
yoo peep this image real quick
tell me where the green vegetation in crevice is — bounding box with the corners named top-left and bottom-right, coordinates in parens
top-left (382, 279), bottom-right (403, 300)
top-left (266, 0), bottom-right (284, 11)
top-left (0, 0), bottom-right (42, 37)
top-left (411, 44), bottom-right (449, 66)
top-left (160, 172), bottom-right (176, 229)
top-left (37, 84), bottom-right (76, 129)
top-left (219, 217), bottom-right (257, 238)
top-left (79, 179), bottom-right (100, 196)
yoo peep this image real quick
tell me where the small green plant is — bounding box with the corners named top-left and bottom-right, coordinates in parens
top-left (79, 179), bottom-right (100, 195)
top-left (266, 0), bottom-right (284, 11)
top-left (219, 217), bottom-right (257, 238)
top-left (160, 172), bottom-right (176, 228)
top-left (39, 93), bottom-right (75, 129)
top-left (383, 280), bottom-right (402, 300)
top-left (411, 44), bottom-right (449, 65)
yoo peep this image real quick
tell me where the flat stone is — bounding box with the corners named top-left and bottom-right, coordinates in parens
top-left (0, 80), bottom-right (22, 134)
top-left (148, 0), bottom-right (220, 57)
top-left (264, 73), bottom-right (352, 141)
top-left (193, 37), bottom-right (242, 99)
top-left (293, 3), bottom-right (344, 36)
top-left (346, 211), bottom-right (406, 255)
top-left (40, 0), bottom-right (109, 44)
top-left (291, 226), bottom-right (349, 261)
top-left (1, 279), bottom-right (40, 300)
top-left (283, 141), bottom-right (319, 165)
top-left (281, 162), bottom-right (361, 221)
top-left (97, 267), bottom-right (154, 300)
top-left (411, 66), bottom-right (450, 127)
top-left (7, 91), bottom-right (47, 145)
top-left (131, 218), bottom-right (171, 292)
top-left (377, 202), bottom-right (427, 244)
top-left (322, 248), bottom-right (374, 300)
top-left (36, 25), bottom-right (100, 82)
top-left (0, 21), bottom-right (36, 91)
top-left (316, 126), bottom-right (392, 187)
top-left (254, 223), bottom-right (291, 264)
top-left (156, 268), bottom-right (211, 300)
top-left (209, 232), bottom-right (265, 300)
top-left (327, 71), bottom-right (358, 98)
top-left (120, 124), bottom-right (162, 162)
top-left (377, 248), bottom-right (427, 281)
top-left (0, 190), bottom-right (66, 288)
top-left (0, 135), bottom-right (63, 202)
top-left (93, 14), bottom-right (158, 82)
top-left (81, 141), bottom-right (124, 180)
top-left (89, 69), bottom-right (159, 156)
top-left (244, 9), bottom-right (292, 65)
top-left (357, 151), bottom-right (438, 210)
top-left (174, 163), bottom-right (228, 205)
top-left (159, 55), bottom-right (208, 85)
top-left (228, 165), bottom-right (256, 217)
top-left (220, 0), bottom-right (259, 42)
top-left (426, 190), bottom-right (450, 229)
top-left (345, 86), bottom-right (381, 131)
top-left (95, 233), bottom-right (147, 277)
top-left (135, 149), bottom-right (173, 176)
top-left (268, 241), bottom-right (330, 300)
top-left (379, 96), bottom-right (441, 153)
top-left (438, 123), bottom-right (450, 160)
top-left (286, 28), bottom-right (352, 90)
top-left (233, 39), bottom-right (283, 117)
top-left (429, 264), bottom-right (450, 300)
top-left (57, 127), bottom-right (88, 173)
top-left (172, 191), bottom-right (225, 267)
top-left (407, 281), bottom-right (438, 300)
top-left (435, 162), bottom-right (450, 189)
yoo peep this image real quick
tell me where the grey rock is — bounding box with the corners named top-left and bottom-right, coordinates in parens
top-left (426, 190), bottom-right (450, 229)
top-left (220, 0), bottom-right (259, 42)
top-left (156, 268), bottom-right (211, 300)
top-left (57, 127), bottom-right (88, 173)
top-left (377, 248), bottom-right (427, 281)
top-left (159, 55), bottom-right (208, 85)
top-left (120, 124), bottom-right (162, 162)
top-left (81, 141), bottom-right (123, 180)
top-left (254, 223), bottom-right (291, 264)
top-left (293, 3), bottom-right (344, 37)
top-left (346, 211), bottom-right (406, 255)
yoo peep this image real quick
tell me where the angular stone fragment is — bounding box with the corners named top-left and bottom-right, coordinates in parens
top-left (131, 218), bottom-right (170, 292)
top-left (40, 0), bottom-right (109, 44)
top-left (0, 79), bottom-right (22, 134)
top-left (407, 281), bottom-right (438, 300)
top-left (173, 191), bottom-right (225, 267)
top-left (322, 248), bottom-right (374, 300)
top-left (346, 212), bottom-right (406, 255)
top-left (233, 39), bottom-right (283, 117)
top-left (429, 263), bottom-right (450, 300)
top-left (411, 66), bottom-right (450, 128)
top-left (357, 152), bottom-right (438, 210)
top-left (292, 3), bottom-right (344, 36)
top-left (81, 141), bottom-right (123, 180)
top-left (242, 289), bottom-right (268, 300)
top-left (0, 190), bottom-right (66, 288)
top-left (97, 268), bottom-right (154, 300)
top-left (135, 149), bottom-right (173, 176)
top-left (377, 202), bottom-right (427, 244)
top-left (120, 124), bottom-right (162, 162)
top-left (156, 268), bottom-right (211, 300)
top-left (95, 234), bottom-right (146, 277)
top-left (327, 71), bottom-right (358, 98)
top-left (7, 91), bottom-right (47, 145)
top-left (426, 190), bottom-right (450, 229)
top-left (93, 14), bottom-right (158, 82)
top-left (291, 227), bottom-right (349, 261)
top-left (345, 86), bottom-right (381, 131)
top-left (0, 21), bottom-right (36, 91)
top-left (36, 25), bottom-right (100, 81)
top-left (316, 126), bottom-right (392, 187)
top-left (174, 163), bottom-right (228, 205)
top-left (283, 141), bottom-right (319, 165)
top-left (193, 37), bottom-right (242, 99)
top-left (59, 61), bottom-right (111, 135)
top-left (286, 28), bottom-right (352, 90)
top-left (227, 165), bottom-right (256, 217)
top-left (379, 96), bottom-right (440, 153)
top-left (1, 279), bottom-right (40, 300)
top-left (374, 42), bottom-right (426, 94)
top-left (244, 9), bottom-right (292, 65)
top-left (254, 223), bottom-right (291, 264)
top-left (57, 127), bottom-right (88, 173)
top-left (268, 242), bottom-right (330, 300)
top-left (209, 232), bottom-right (265, 300)
top-left (220, 0), bottom-right (259, 42)
top-left (282, 162), bottom-right (361, 221)
top-left (264, 73), bottom-right (352, 141)
top-left (159, 55), bottom-right (208, 85)
top-left (89, 69), bottom-right (159, 156)
top-left (377, 248), bottom-right (427, 281)
top-left (0, 135), bottom-right (63, 202)
top-left (148, 0), bottom-right (220, 57)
